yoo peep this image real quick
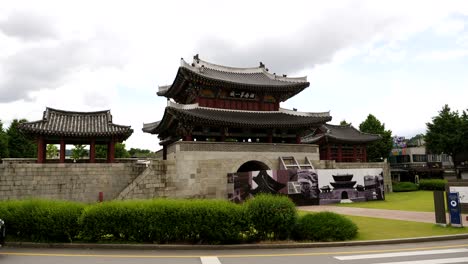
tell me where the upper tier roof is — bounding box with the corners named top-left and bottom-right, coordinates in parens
top-left (157, 55), bottom-right (310, 102)
top-left (19, 107), bottom-right (133, 139)
top-left (302, 124), bottom-right (381, 144)
top-left (142, 102), bottom-right (331, 136)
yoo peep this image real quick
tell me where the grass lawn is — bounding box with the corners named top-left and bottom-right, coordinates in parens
top-left (348, 215), bottom-right (468, 240)
top-left (298, 211), bottom-right (468, 241)
top-left (335, 190), bottom-right (437, 212)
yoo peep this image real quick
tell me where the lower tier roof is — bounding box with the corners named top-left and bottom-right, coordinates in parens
top-left (143, 102), bottom-right (331, 135)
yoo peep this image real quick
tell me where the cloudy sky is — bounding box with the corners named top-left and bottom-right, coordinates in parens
top-left (1, 0), bottom-right (467, 151)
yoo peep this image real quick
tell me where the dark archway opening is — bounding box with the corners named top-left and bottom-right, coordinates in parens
top-left (341, 191), bottom-right (349, 199)
top-left (237, 160), bottom-right (270, 172)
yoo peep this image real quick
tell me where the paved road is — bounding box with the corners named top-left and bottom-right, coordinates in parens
top-left (298, 206), bottom-right (468, 225)
top-left (2, 239), bottom-right (468, 264)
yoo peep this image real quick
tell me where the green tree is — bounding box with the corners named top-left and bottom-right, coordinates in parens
top-left (115, 143), bottom-right (130, 158)
top-left (7, 119), bottom-right (36, 158)
top-left (128, 148), bottom-right (152, 158)
top-left (359, 114), bottom-right (393, 162)
top-left (0, 120), bottom-right (9, 159)
top-left (46, 144), bottom-right (59, 159)
top-left (95, 144), bottom-right (107, 159)
top-left (71, 144), bottom-right (87, 160)
top-left (94, 143), bottom-right (130, 159)
top-left (339, 120), bottom-right (351, 126)
top-left (425, 105), bottom-right (466, 165)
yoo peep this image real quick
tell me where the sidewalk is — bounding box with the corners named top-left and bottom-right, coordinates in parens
top-left (298, 205), bottom-right (468, 226)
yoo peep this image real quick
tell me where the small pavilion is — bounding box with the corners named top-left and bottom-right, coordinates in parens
top-left (302, 124), bottom-right (381, 162)
top-left (19, 107), bottom-right (133, 163)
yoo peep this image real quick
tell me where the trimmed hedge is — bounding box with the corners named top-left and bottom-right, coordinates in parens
top-left (79, 199), bottom-right (249, 244)
top-left (293, 212), bottom-right (358, 241)
top-left (0, 199), bottom-right (85, 242)
top-left (418, 179), bottom-right (447, 191)
top-left (245, 194), bottom-right (297, 240)
top-left (0, 195), bottom-right (359, 244)
top-left (393, 182), bottom-right (419, 192)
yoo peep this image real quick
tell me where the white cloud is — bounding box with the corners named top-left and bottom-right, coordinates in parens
top-left (1, 0), bottom-right (468, 150)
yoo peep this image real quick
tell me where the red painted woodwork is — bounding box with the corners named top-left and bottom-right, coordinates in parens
top-left (363, 145), bottom-right (367, 162)
top-left (107, 140), bottom-right (115, 163)
top-left (184, 134), bottom-right (193, 141)
top-left (37, 136), bottom-right (45, 163)
top-left (90, 139), bottom-right (96, 163)
top-left (60, 139), bottom-right (65, 163)
top-left (338, 145), bottom-right (343, 162)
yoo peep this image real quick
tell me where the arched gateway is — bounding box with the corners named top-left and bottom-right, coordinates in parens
top-left (19, 108), bottom-right (133, 163)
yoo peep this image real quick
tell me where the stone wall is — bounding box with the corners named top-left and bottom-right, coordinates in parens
top-left (0, 141), bottom-right (391, 201)
top-left (0, 162), bottom-right (145, 202)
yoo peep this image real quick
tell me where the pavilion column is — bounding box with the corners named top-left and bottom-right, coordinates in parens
top-left (267, 131), bottom-right (273, 143)
top-left (363, 145), bottom-right (367, 162)
top-left (184, 134), bottom-right (193, 141)
top-left (90, 138), bottom-right (96, 163)
top-left (353, 145), bottom-right (357, 162)
top-left (163, 145), bottom-right (167, 160)
top-left (337, 144), bottom-right (342, 162)
top-left (59, 139), bottom-right (66, 163)
top-left (107, 139), bottom-right (115, 163)
top-left (295, 134), bottom-right (301, 144)
top-left (37, 136), bottom-right (46, 163)
top-left (327, 144), bottom-right (332, 160)
top-left (220, 127), bottom-right (226, 142)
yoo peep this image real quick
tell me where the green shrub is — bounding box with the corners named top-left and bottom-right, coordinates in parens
top-left (293, 212), bottom-right (358, 241)
top-left (245, 194), bottom-right (297, 240)
top-left (419, 179), bottom-right (447, 191)
top-left (0, 199), bottom-right (85, 242)
top-left (393, 182), bottom-right (419, 192)
top-left (78, 199), bottom-right (249, 244)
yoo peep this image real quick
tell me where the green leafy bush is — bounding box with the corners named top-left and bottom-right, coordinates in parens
top-left (293, 212), bottom-right (358, 241)
top-left (0, 199), bottom-right (85, 242)
top-left (78, 199), bottom-right (249, 244)
top-left (245, 194), bottom-right (297, 240)
top-left (392, 182), bottom-right (419, 192)
top-left (418, 179), bottom-right (447, 191)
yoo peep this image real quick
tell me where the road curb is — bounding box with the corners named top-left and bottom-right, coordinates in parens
top-left (5, 234), bottom-right (468, 250)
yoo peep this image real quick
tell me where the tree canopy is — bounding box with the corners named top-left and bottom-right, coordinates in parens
top-left (0, 120), bottom-right (9, 159)
top-left (95, 142), bottom-right (130, 159)
top-left (6, 119), bottom-right (36, 158)
top-left (359, 114), bottom-right (393, 162)
top-left (425, 104), bottom-right (468, 165)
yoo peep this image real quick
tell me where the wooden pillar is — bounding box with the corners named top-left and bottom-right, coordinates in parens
top-left (267, 132), bottom-right (273, 143)
top-left (220, 127), bottom-right (226, 142)
top-left (60, 139), bottom-right (66, 163)
top-left (326, 144), bottom-right (332, 160)
top-left (163, 145), bottom-right (167, 160)
top-left (363, 145), bottom-right (367, 162)
top-left (89, 138), bottom-right (96, 163)
top-left (107, 139), bottom-right (115, 163)
top-left (37, 136), bottom-right (46, 163)
top-left (338, 144), bottom-right (343, 162)
top-left (353, 145), bottom-right (357, 162)
top-left (184, 134), bottom-right (192, 141)
top-left (295, 134), bottom-right (301, 144)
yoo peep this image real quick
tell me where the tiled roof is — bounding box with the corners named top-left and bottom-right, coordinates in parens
top-left (19, 107), bottom-right (133, 139)
top-left (157, 55), bottom-right (310, 101)
top-left (142, 102), bottom-right (331, 134)
top-left (302, 124), bottom-right (381, 143)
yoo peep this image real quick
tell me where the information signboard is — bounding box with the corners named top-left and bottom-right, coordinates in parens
top-left (448, 192), bottom-right (463, 227)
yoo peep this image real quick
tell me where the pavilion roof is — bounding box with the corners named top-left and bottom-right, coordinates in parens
top-left (19, 107), bottom-right (133, 139)
top-left (142, 102), bottom-right (331, 138)
top-left (157, 55), bottom-right (310, 102)
top-left (302, 124), bottom-right (381, 144)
